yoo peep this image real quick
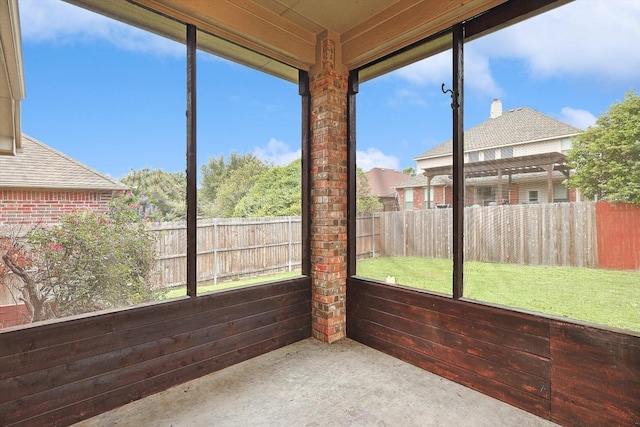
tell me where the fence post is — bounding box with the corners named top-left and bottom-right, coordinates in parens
top-left (213, 219), bottom-right (218, 285)
top-left (288, 216), bottom-right (293, 272)
top-left (372, 213), bottom-right (376, 258)
top-left (403, 210), bottom-right (407, 257)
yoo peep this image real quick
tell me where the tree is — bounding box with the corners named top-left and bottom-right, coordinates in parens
top-left (403, 167), bottom-right (416, 177)
top-left (357, 168), bottom-right (383, 214)
top-left (0, 195), bottom-right (158, 322)
top-left (234, 159), bottom-right (301, 217)
top-left (120, 168), bottom-right (186, 220)
top-left (567, 91), bottom-right (640, 204)
top-left (205, 158), bottom-right (269, 218)
top-left (200, 153), bottom-right (265, 205)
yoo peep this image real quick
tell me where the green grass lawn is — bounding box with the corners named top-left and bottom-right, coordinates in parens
top-left (162, 271), bottom-right (300, 299)
top-left (159, 257), bottom-right (639, 332)
top-left (357, 256), bottom-right (640, 332)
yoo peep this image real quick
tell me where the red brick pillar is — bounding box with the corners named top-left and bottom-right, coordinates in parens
top-left (309, 31), bottom-right (347, 343)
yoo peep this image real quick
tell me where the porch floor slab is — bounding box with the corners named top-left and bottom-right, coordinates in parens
top-left (75, 338), bottom-right (558, 426)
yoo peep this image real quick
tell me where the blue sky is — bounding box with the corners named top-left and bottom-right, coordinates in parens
top-left (17, 0), bottom-right (640, 179)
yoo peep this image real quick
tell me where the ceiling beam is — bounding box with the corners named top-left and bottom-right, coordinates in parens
top-left (342, 0), bottom-right (506, 69)
top-left (62, 0), bottom-right (572, 82)
top-left (131, 0), bottom-right (316, 69)
top-left (64, 0), bottom-right (302, 81)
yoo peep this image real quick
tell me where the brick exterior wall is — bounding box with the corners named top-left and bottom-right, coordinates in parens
top-left (435, 186), bottom-right (453, 206)
top-left (397, 189), bottom-right (405, 209)
top-left (0, 189), bottom-right (115, 226)
top-left (309, 32), bottom-right (348, 343)
top-left (397, 186), bottom-right (450, 210)
top-left (415, 188), bottom-right (425, 209)
top-left (0, 304), bottom-right (29, 329)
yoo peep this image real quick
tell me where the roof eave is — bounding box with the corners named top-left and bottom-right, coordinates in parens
top-left (414, 153), bottom-right (449, 161)
top-left (0, 184), bottom-right (128, 191)
top-left (0, 0), bottom-right (26, 155)
top-left (415, 131), bottom-right (581, 160)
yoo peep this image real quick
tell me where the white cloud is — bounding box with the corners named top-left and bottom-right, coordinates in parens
top-left (392, 44), bottom-right (502, 98)
top-left (254, 138), bottom-right (300, 166)
top-left (394, 50), bottom-right (451, 86)
top-left (472, 0), bottom-right (640, 81)
top-left (464, 49), bottom-right (503, 98)
top-left (392, 1), bottom-right (640, 91)
top-left (357, 148), bottom-right (399, 171)
top-left (559, 107), bottom-right (597, 130)
top-left (18, 0), bottom-right (184, 56)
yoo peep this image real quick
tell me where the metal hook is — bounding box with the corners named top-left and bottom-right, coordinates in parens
top-left (441, 83), bottom-right (459, 109)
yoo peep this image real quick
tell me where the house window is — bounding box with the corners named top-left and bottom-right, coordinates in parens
top-left (484, 149), bottom-right (495, 160)
top-left (405, 188), bottom-right (414, 210)
top-left (529, 190), bottom-right (539, 203)
top-left (424, 187), bottom-right (434, 209)
top-left (501, 147), bottom-right (513, 158)
top-left (554, 183), bottom-right (568, 202)
top-left (477, 187), bottom-right (495, 205)
top-left (468, 151), bottom-right (480, 162)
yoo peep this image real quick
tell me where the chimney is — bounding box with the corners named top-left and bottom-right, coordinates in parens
top-left (490, 98), bottom-right (502, 119)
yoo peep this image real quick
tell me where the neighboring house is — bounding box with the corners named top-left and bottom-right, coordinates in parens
top-left (394, 174), bottom-right (453, 210)
top-left (0, 134), bottom-right (128, 226)
top-left (364, 168), bottom-right (411, 211)
top-left (396, 99), bottom-right (581, 209)
top-left (0, 134), bottom-right (127, 326)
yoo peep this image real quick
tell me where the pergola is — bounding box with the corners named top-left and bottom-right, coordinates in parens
top-left (423, 152), bottom-right (569, 204)
top-left (1, 1), bottom-right (638, 426)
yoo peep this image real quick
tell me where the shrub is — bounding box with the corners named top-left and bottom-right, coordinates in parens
top-left (0, 194), bottom-right (158, 322)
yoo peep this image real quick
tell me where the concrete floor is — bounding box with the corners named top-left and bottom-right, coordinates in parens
top-left (75, 338), bottom-right (559, 427)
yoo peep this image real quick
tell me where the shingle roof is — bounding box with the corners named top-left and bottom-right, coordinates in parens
top-left (414, 107), bottom-right (581, 160)
top-left (0, 134), bottom-right (127, 191)
top-left (364, 168), bottom-right (411, 197)
top-left (393, 174), bottom-right (450, 189)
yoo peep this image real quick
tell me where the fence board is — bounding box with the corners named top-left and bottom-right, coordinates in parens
top-left (356, 214), bottom-right (380, 259)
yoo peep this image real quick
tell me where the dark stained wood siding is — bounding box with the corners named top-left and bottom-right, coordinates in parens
top-left (347, 278), bottom-right (640, 426)
top-left (0, 278), bottom-right (311, 426)
top-left (550, 322), bottom-right (640, 426)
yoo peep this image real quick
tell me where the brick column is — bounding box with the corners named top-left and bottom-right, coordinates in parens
top-left (309, 31), bottom-right (348, 343)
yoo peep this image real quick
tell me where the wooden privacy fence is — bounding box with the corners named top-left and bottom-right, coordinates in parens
top-left (149, 217), bottom-right (302, 288)
top-left (595, 202), bottom-right (640, 270)
top-left (369, 202), bottom-right (599, 268)
top-left (465, 202), bottom-right (597, 266)
top-left (149, 202), bottom-right (626, 288)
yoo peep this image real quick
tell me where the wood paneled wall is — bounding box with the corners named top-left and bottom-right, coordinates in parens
top-left (0, 278), bottom-right (311, 426)
top-left (550, 323), bottom-right (640, 426)
top-left (347, 278), bottom-right (640, 426)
